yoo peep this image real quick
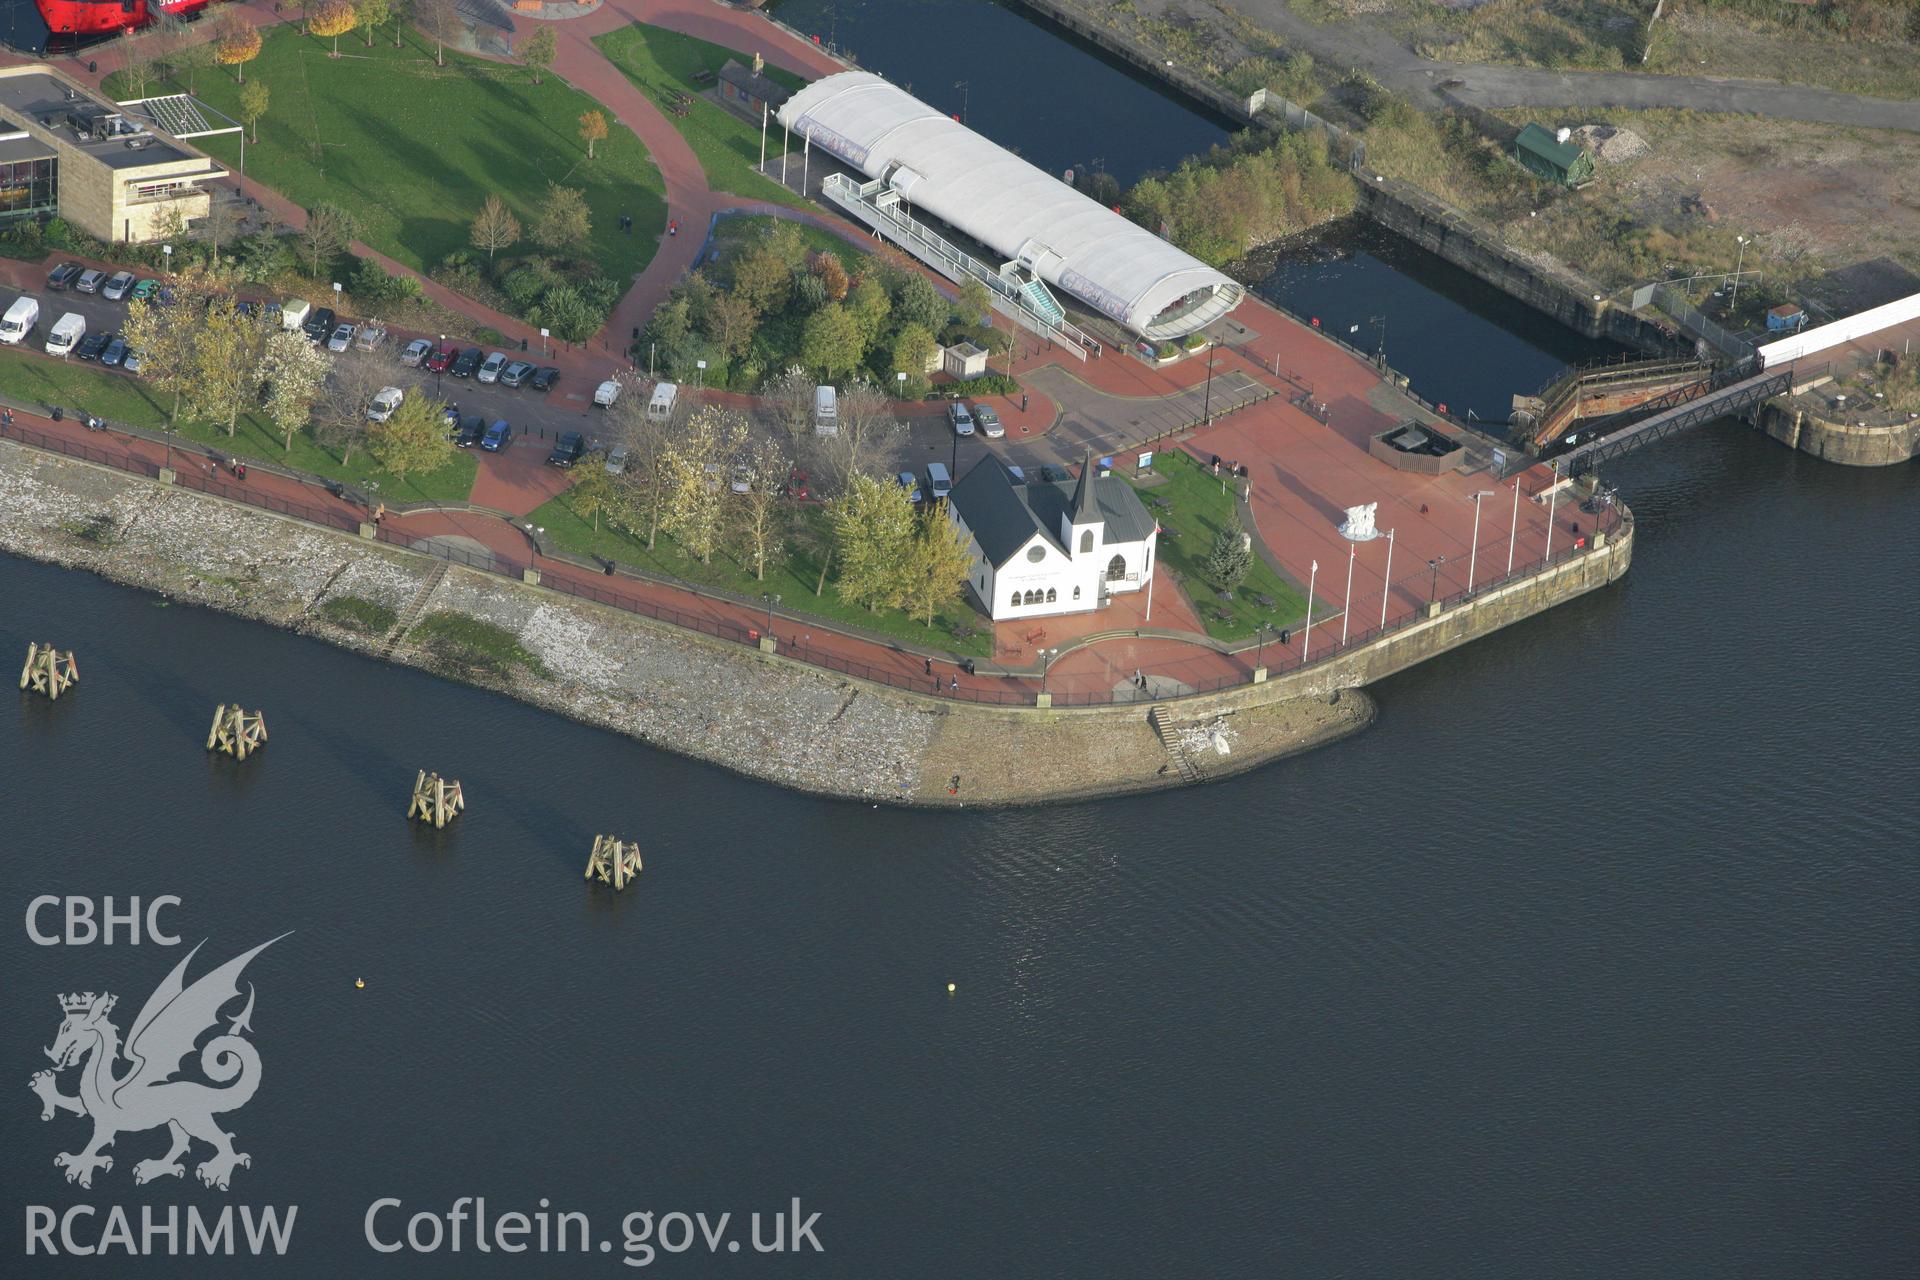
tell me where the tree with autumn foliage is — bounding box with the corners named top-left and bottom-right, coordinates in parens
top-left (309, 0), bottom-right (358, 56)
top-left (215, 18), bottom-right (262, 83)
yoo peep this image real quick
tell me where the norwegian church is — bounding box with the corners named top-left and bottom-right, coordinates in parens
top-left (945, 455), bottom-right (1160, 622)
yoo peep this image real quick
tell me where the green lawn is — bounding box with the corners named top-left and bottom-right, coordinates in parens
top-left (0, 346), bottom-right (476, 502)
top-left (529, 489), bottom-right (993, 656)
top-left (1134, 452), bottom-right (1309, 641)
top-left (592, 25), bottom-right (811, 211)
top-left (111, 25), bottom-right (666, 279)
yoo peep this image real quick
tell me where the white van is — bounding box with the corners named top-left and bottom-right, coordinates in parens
top-left (593, 378), bottom-right (622, 409)
top-left (46, 313), bottom-right (85, 357)
top-left (813, 384), bottom-right (838, 437)
top-left (281, 299), bottom-right (311, 332)
top-left (0, 296), bottom-right (39, 344)
top-left (646, 381), bottom-right (677, 423)
top-left (925, 462), bottom-right (952, 503)
top-left (366, 386), bottom-right (404, 422)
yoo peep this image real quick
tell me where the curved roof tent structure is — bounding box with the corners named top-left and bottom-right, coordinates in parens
top-left (778, 72), bottom-right (1243, 341)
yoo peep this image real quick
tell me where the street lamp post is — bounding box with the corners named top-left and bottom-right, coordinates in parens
top-left (1253, 621), bottom-right (1274, 673)
top-left (1506, 478), bottom-right (1521, 576)
top-left (762, 592), bottom-right (780, 635)
top-left (1428, 554), bottom-right (1448, 605)
top-left (1039, 647), bottom-right (1058, 693)
top-left (1729, 234), bottom-right (1752, 312)
top-left (1379, 527), bottom-right (1395, 629)
top-left (1202, 339), bottom-right (1217, 425)
top-left (1466, 489), bottom-right (1494, 593)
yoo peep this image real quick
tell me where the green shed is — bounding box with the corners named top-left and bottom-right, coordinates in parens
top-left (1513, 124), bottom-right (1595, 188)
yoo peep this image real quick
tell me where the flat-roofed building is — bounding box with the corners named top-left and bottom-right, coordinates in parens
top-left (0, 65), bottom-right (226, 245)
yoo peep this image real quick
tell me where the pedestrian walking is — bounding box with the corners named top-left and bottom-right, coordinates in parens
top-left (924, 656), bottom-right (932, 676)
top-left (950, 675), bottom-right (958, 693)
top-left (1020, 393), bottom-right (1029, 412)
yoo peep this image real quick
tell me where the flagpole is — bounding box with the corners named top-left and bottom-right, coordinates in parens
top-left (802, 128), bottom-right (812, 195)
top-left (1146, 540), bottom-right (1156, 622)
top-left (1341, 542), bottom-right (1355, 645)
top-left (1380, 527), bottom-right (1395, 629)
top-left (759, 102), bottom-right (768, 173)
top-left (1302, 560), bottom-right (1318, 661)
top-left (780, 122), bottom-right (789, 184)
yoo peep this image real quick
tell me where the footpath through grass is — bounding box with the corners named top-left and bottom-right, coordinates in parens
top-left (1135, 451), bottom-right (1308, 642)
top-left (529, 488), bottom-right (993, 657)
top-left (592, 25), bottom-right (812, 210)
top-left (115, 26), bottom-right (666, 278)
top-left (0, 346), bottom-right (476, 502)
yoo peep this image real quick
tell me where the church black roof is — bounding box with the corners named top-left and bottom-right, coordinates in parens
top-left (948, 457), bottom-right (1156, 568)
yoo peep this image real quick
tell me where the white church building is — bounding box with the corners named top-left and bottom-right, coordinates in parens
top-left (945, 455), bottom-right (1160, 622)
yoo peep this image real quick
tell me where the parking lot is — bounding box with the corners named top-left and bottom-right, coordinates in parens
top-left (0, 264), bottom-right (624, 446)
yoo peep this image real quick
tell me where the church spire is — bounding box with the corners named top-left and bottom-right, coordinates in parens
top-left (1070, 451), bottom-right (1098, 524)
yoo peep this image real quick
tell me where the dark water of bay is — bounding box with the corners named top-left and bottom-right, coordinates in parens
top-left (769, 0), bottom-right (1238, 186)
top-left (3, 417), bottom-right (1915, 1277)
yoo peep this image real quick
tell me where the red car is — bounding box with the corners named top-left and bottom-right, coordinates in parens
top-left (784, 468), bottom-right (810, 501)
top-left (424, 343), bottom-right (457, 373)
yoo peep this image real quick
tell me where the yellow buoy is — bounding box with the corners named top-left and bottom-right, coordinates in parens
top-left (946, 983), bottom-right (956, 994)
top-left (355, 978), bottom-right (365, 989)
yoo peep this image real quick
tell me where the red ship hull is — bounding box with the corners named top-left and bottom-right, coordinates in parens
top-left (37, 0), bottom-right (141, 37)
top-left (36, 0), bottom-right (222, 41)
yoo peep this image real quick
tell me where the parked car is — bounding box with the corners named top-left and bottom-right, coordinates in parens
top-left (604, 444), bottom-right (630, 476)
top-left (1038, 463), bottom-right (1064, 483)
top-left (355, 323), bottom-right (387, 352)
top-left (453, 415), bottom-right (486, 448)
top-left (784, 468), bottom-right (810, 500)
top-left (100, 337), bottom-right (127, 367)
top-left (129, 279), bottom-right (158, 302)
top-left (367, 386), bottom-right (404, 422)
top-left (729, 464), bottom-right (753, 494)
top-left (441, 404), bottom-right (461, 431)
top-left (303, 307), bottom-right (335, 341)
top-left (500, 359), bottom-right (535, 388)
top-left (102, 271), bottom-right (135, 301)
top-left (46, 262), bottom-right (81, 291)
top-left (74, 269), bottom-right (105, 294)
top-left (122, 348), bottom-right (143, 373)
top-left (325, 323), bottom-right (356, 353)
top-left (897, 471), bottom-right (924, 504)
top-left (262, 301), bottom-right (283, 327)
top-left (425, 343), bottom-right (456, 373)
top-left (75, 331), bottom-right (110, 361)
top-left (947, 401), bottom-right (975, 436)
top-left (400, 338), bottom-right (433, 367)
top-left (592, 378), bottom-right (621, 408)
top-left (451, 347), bottom-right (484, 378)
top-left (530, 366), bottom-right (560, 392)
top-left (547, 432), bottom-right (585, 468)
top-left (479, 420), bottom-right (513, 452)
top-left (973, 404), bottom-right (1003, 438)
top-left (154, 284), bottom-right (177, 308)
top-left (234, 300), bottom-right (258, 319)
top-left (477, 351), bottom-right (508, 384)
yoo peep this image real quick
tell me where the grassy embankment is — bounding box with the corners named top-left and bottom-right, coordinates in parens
top-left (591, 25), bottom-right (811, 211)
top-left (1136, 451), bottom-right (1309, 641)
top-left (528, 489), bottom-right (994, 657)
top-left (120, 25), bottom-right (666, 278)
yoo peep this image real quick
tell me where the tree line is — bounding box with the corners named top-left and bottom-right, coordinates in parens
top-left (123, 264), bottom-right (456, 480)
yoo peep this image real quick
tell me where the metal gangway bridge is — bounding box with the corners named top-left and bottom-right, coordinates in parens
top-left (1552, 361), bottom-right (1795, 474)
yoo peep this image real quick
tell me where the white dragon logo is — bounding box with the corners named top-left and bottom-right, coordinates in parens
top-left (29, 936), bottom-right (286, 1191)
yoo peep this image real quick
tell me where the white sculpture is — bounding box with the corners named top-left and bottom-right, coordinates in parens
top-left (1339, 502), bottom-right (1379, 542)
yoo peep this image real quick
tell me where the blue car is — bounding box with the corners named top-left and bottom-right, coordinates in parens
top-left (480, 420), bottom-right (512, 452)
